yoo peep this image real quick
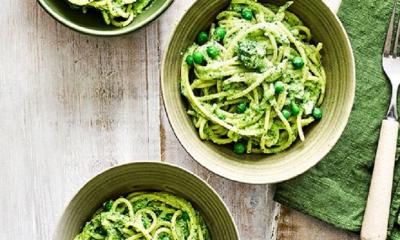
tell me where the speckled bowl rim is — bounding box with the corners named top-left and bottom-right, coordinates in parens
top-left (54, 161), bottom-right (239, 239)
top-left (161, 0), bottom-right (356, 184)
top-left (37, 0), bottom-right (174, 36)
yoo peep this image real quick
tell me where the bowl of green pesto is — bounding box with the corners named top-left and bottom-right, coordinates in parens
top-left (38, 0), bottom-right (173, 36)
top-left (54, 162), bottom-right (239, 240)
top-left (161, 0), bottom-right (355, 183)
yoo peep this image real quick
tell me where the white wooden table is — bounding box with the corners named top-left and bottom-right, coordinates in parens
top-left (0, 0), bottom-right (358, 239)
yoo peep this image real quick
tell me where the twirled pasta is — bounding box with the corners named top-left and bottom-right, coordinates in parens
top-left (181, 0), bottom-right (326, 154)
top-left (68, 0), bottom-right (153, 27)
top-left (74, 192), bottom-right (210, 240)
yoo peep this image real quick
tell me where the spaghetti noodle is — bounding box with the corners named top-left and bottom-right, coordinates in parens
top-left (74, 192), bottom-right (210, 240)
top-left (68, 0), bottom-right (153, 27)
top-left (181, 0), bottom-right (326, 154)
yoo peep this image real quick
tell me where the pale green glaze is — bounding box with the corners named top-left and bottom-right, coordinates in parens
top-left (54, 162), bottom-right (239, 240)
top-left (161, 0), bottom-right (355, 184)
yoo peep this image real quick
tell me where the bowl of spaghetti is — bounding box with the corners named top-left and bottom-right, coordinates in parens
top-left (161, 0), bottom-right (355, 184)
top-left (38, 0), bottom-right (173, 36)
top-left (54, 162), bottom-right (239, 240)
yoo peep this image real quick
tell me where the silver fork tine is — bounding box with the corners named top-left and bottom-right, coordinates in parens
top-left (384, 0), bottom-right (397, 57)
top-left (394, 7), bottom-right (400, 57)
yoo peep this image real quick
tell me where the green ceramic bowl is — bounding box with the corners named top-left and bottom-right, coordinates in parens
top-left (54, 162), bottom-right (239, 240)
top-left (162, 0), bottom-right (355, 184)
top-left (37, 0), bottom-right (173, 36)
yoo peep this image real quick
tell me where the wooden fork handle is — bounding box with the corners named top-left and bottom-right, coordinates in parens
top-left (361, 119), bottom-right (399, 240)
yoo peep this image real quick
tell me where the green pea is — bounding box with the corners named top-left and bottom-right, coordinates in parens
top-left (95, 227), bottom-right (107, 236)
top-left (160, 236), bottom-right (171, 240)
top-left (185, 55), bottom-right (194, 66)
top-left (163, 213), bottom-right (173, 221)
top-left (193, 52), bottom-right (205, 65)
top-left (233, 142), bottom-right (246, 154)
top-left (282, 109), bottom-right (291, 119)
top-left (217, 113), bottom-right (226, 120)
top-left (312, 107), bottom-right (323, 120)
top-left (242, 8), bottom-right (253, 20)
top-left (207, 46), bottom-right (220, 59)
top-left (215, 27), bottom-right (227, 41)
top-left (142, 219), bottom-right (150, 229)
top-left (154, 209), bottom-right (162, 216)
top-left (181, 211), bottom-right (190, 221)
top-left (197, 31), bottom-right (208, 45)
top-left (274, 81), bottom-right (285, 94)
top-left (292, 56), bottom-right (305, 69)
top-left (103, 200), bottom-right (113, 211)
top-left (236, 102), bottom-right (247, 113)
top-left (291, 103), bottom-right (300, 116)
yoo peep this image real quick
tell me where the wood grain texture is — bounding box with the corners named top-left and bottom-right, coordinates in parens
top-left (0, 0), bottom-right (357, 239)
top-left (1, 0), bottom-right (160, 239)
top-left (277, 207), bottom-right (358, 240)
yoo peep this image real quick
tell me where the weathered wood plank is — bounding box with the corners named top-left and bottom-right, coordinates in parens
top-left (0, 0), bottom-right (357, 240)
top-left (277, 207), bottom-right (358, 240)
top-left (1, 0), bottom-right (161, 239)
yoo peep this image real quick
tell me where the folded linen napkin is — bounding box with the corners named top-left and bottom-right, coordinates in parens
top-left (274, 0), bottom-right (400, 238)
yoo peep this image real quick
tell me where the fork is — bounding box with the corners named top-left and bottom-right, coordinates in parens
top-left (361, 1), bottom-right (400, 239)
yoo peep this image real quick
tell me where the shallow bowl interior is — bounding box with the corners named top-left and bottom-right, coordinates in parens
top-left (162, 0), bottom-right (355, 184)
top-left (38, 0), bottom-right (173, 36)
top-left (54, 162), bottom-right (238, 240)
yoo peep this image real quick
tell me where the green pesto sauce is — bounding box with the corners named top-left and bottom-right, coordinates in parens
top-left (67, 0), bottom-right (154, 27)
top-left (180, 0), bottom-right (326, 154)
top-left (74, 192), bottom-right (211, 240)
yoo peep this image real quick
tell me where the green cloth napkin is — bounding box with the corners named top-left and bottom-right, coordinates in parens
top-left (274, 0), bottom-right (400, 238)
